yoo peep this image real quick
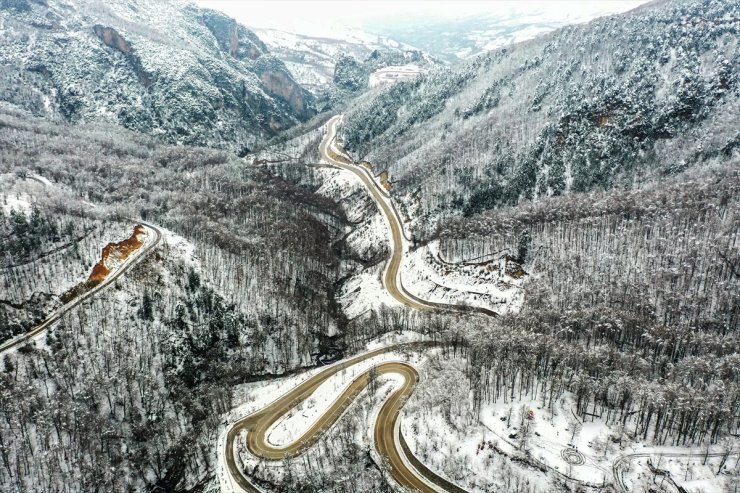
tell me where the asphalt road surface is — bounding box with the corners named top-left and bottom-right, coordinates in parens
top-left (223, 117), bottom-right (477, 493)
top-left (0, 222), bottom-right (161, 354)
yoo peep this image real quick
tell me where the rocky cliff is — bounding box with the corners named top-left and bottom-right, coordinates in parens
top-left (0, 0), bottom-right (316, 151)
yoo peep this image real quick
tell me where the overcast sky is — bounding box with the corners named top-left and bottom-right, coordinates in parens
top-left (194, 1), bottom-right (648, 35)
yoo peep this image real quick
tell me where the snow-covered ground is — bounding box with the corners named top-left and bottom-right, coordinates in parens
top-left (620, 453), bottom-right (739, 493)
top-left (217, 331), bottom-right (433, 492)
top-left (1, 192), bottom-right (32, 216)
top-left (230, 374), bottom-right (403, 491)
top-left (315, 166), bottom-right (401, 318)
top-left (160, 228), bottom-right (199, 269)
top-left (337, 264), bottom-right (402, 319)
top-left (401, 241), bottom-right (524, 314)
top-left (265, 354), bottom-right (420, 447)
top-left (1, 172), bottom-right (48, 215)
top-left (401, 357), bottom-right (740, 493)
top-left (369, 64), bottom-right (425, 87)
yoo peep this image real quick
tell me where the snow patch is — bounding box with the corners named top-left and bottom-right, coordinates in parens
top-left (369, 64), bottom-right (425, 88)
top-left (338, 264), bottom-right (402, 319)
top-left (2, 192), bottom-right (33, 216)
top-left (161, 228), bottom-right (199, 269)
top-left (401, 240), bottom-right (524, 315)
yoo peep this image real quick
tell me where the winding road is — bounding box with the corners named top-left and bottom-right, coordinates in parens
top-left (223, 117), bottom-right (477, 492)
top-left (225, 342), bottom-right (465, 493)
top-left (224, 343), bottom-right (446, 492)
top-left (0, 221), bottom-right (161, 354)
top-left (321, 116), bottom-right (431, 312)
top-left (320, 116), bottom-right (498, 318)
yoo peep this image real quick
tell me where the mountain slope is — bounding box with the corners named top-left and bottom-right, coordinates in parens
top-left (254, 27), bottom-right (433, 94)
top-left (339, 0), bottom-right (739, 237)
top-left (0, 0), bottom-right (315, 152)
top-left (0, 101), bottom-right (348, 491)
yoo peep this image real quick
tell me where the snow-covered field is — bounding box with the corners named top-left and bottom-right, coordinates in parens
top-left (401, 241), bottom-right (524, 314)
top-left (369, 64), bottom-right (425, 87)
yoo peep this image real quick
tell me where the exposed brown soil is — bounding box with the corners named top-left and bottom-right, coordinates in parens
top-left (327, 147), bottom-right (353, 165)
top-left (379, 170), bottom-right (392, 191)
top-left (61, 225), bottom-right (146, 303)
top-left (88, 224), bottom-right (146, 282)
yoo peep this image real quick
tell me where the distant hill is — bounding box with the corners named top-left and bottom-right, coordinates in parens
top-left (362, 1), bottom-right (647, 63)
top-left (253, 27), bottom-right (435, 95)
top-left (339, 0), bottom-right (739, 237)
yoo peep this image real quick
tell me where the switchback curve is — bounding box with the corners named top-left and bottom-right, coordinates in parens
top-left (224, 115), bottom-right (492, 492)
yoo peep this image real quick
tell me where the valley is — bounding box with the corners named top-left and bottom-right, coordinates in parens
top-left (0, 0), bottom-right (737, 492)
top-left (221, 117), bottom-right (498, 493)
top-left (220, 114), bottom-right (739, 492)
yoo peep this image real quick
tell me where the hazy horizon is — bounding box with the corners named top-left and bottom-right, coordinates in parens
top-left (193, 0), bottom-right (649, 38)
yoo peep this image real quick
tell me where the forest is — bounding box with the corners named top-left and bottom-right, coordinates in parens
top-left (338, 0), bottom-right (738, 239)
top-left (0, 0), bottom-right (738, 491)
top-left (0, 105), bottom-right (360, 491)
top-left (429, 162), bottom-right (739, 448)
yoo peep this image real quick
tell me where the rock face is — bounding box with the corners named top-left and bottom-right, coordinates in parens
top-left (0, 0), bottom-right (316, 151)
top-left (92, 25), bottom-right (155, 86)
top-left (254, 57), bottom-right (312, 119)
top-left (201, 8), bottom-right (267, 61)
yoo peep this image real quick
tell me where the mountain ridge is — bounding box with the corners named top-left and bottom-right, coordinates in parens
top-left (0, 0), bottom-right (316, 152)
top-left (338, 0), bottom-right (739, 238)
